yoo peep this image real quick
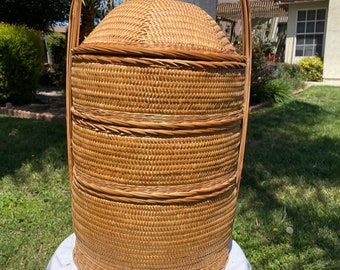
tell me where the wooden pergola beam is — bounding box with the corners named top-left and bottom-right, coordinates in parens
top-left (217, 0), bottom-right (288, 20)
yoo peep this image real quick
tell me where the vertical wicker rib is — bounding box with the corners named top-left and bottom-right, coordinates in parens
top-left (66, 0), bottom-right (252, 269)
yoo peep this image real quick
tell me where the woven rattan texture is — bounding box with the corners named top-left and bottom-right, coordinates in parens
top-left (72, 123), bottom-right (241, 187)
top-left (72, 182), bottom-right (237, 270)
top-left (66, 0), bottom-right (252, 269)
top-left (71, 61), bottom-right (245, 115)
top-left (71, 62), bottom-right (244, 268)
top-left (75, 0), bottom-right (241, 60)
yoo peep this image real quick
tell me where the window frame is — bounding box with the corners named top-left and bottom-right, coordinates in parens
top-left (295, 8), bottom-right (327, 58)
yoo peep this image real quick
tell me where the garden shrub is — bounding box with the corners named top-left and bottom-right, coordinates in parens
top-left (39, 65), bottom-right (65, 87)
top-left (0, 23), bottom-right (44, 104)
top-left (277, 63), bottom-right (305, 90)
top-left (250, 41), bottom-right (276, 104)
top-left (250, 44), bottom-right (303, 104)
top-left (47, 32), bottom-right (66, 67)
top-left (257, 78), bottom-right (292, 104)
top-left (298, 56), bottom-right (323, 82)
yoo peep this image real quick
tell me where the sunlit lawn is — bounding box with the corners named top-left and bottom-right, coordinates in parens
top-left (0, 118), bottom-right (72, 269)
top-left (234, 86), bottom-right (340, 269)
top-left (0, 85), bottom-right (339, 269)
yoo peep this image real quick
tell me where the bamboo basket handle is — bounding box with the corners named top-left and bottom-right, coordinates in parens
top-left (66, 0), bottom-right (81, 184)
top-left (236, 0), bottom-right (252, 195)
top-left (65, 0), bottom-right (252, 191)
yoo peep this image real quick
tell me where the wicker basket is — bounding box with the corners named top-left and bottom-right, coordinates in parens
top-left (66, 0), bottom-right (252, 269)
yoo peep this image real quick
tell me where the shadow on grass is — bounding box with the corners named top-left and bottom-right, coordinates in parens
top-left (238, 99), bottom-right (340, 267)
top-left (0, 116), bottom-right (67, 182)
top-left (244, 100), bottom-right (339, 185)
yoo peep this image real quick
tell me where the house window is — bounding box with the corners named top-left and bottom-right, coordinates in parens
top-left (295, 9), bottom-right (326, 57)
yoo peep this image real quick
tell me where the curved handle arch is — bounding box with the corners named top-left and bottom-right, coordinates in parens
top-left (65, 0), bottom-right (252, 192)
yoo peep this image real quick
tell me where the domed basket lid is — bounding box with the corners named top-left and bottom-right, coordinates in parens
top-left (73, 0), bottom-right (245, 62)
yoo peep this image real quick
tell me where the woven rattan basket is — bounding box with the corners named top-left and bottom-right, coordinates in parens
top-left (66, 0), bottom-right (252, 269)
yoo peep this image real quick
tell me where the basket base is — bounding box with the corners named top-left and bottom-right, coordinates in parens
top-left (47, 233), bottom-right (251, 270)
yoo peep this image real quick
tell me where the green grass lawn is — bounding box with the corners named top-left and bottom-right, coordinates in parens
top-left (0, 85), bottom-right (339, 269)
top-left (0, 118), bottom-right (72, 269)
top-left (235, 86), bottom-right (340, 269)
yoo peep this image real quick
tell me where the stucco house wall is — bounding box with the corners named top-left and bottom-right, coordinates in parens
top-left (284, 0), bottom-right (340, 83)
top-left (323, 0), bottom-right (340, 83)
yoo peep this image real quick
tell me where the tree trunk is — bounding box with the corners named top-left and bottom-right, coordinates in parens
top-left (79, 7), bottom-right (96, 43)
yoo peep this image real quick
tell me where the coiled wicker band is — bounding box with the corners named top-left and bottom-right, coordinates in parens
top-left (72, 181), bottom-right (237, 270)
top-left (66, 0), bottom-right (252, 269)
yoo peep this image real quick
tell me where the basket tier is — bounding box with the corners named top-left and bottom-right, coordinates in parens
top-left (72, 180), bottom-right (237, 269)
top-left (71, 59), bottom-right (245, 115)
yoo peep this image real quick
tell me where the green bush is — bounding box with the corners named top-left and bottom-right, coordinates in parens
top-left (39, 65), bottom-right (64, 87)
top-left (256, 79), bottom-right (292, 104)
top-left (250, 42), bottom-right (276, 104)
top-left (277, 63), bottom-right (305, 90)
top-left (298, 56), bottom-right (323, 82)
top-left (0, 23), bottom-right (44, 104)
top-left (47, 32), bottom-right (66, 67)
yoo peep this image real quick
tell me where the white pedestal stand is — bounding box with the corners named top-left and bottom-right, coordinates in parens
top-left (47, 233), bottom-right (251, 270)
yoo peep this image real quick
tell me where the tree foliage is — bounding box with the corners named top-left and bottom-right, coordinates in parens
top-left (0, 0), bottom-right (114, 38)
top-left (0, 0), bottom-right (70, 32)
